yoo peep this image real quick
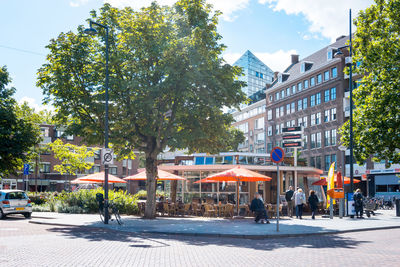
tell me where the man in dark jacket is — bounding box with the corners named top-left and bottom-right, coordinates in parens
top-left (250, 192), bottom-right (270, 224)
top-left (353, 189), bottom-right (364, 218)
top-left (285, 186), bottom-right (294, 218)
top-left (308, 190), bottom-right (319, 219)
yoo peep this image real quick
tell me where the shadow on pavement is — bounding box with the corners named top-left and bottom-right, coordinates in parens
top-left (46, 224), bottom-right (371, 252)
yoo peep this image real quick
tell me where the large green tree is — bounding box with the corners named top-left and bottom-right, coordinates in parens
top-left (37, 1), bottom-right (245, 218)
top-left (340, 0), bottom-right (400, 166)
top-left (0, 66), bottom-right (41, 177)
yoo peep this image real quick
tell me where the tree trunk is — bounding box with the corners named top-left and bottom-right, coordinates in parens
top-left (144, 153), bottom-right (158, 219)
top-left (171, 180), bottom-right (177, 203)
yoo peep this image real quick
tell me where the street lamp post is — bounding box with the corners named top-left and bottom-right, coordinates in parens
top-left (84, 20), bottom-right (110, 224)
top-left (335, 9), bottom-right (354, 193)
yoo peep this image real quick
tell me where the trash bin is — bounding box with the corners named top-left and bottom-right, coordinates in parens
top-left (396, 199), bottom-right (400, 217)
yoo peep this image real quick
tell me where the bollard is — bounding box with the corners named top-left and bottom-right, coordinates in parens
top-left (396, 199), bottom-right (400, 217)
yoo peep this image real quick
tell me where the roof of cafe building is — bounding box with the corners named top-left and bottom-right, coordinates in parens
top-left (158, 164), bottom-right (323, 176)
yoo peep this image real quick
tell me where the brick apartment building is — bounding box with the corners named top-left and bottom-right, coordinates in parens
top-left (265, 35), bottom-right (361, 175)
top-left (3, 124), bottom-right (140, 192)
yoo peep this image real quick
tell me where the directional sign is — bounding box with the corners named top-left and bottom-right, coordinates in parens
top-left (283, 141), bottom-right (302, 148)
top-left (101, 148), bottom-right (114, 165)
top-left (282, 134), bottom-right (302, 140)
top-left (271, 147), bottom-right (285, 164)
top-left (23, 164), bottom-right (30, 175)
top-left (282, 126), bottom-right (302, 133)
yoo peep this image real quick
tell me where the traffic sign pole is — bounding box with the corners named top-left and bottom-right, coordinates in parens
top-left (276, 163), bottom-right (280, 232)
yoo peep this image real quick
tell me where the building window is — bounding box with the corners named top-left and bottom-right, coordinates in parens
top-left (316, 156), bottom-right (322, 169)
top-left (310, 77), bottom-right (315, 87)
top-left (311, 114), bottom-right (315, 126)
top-left (298, 82), bottom-right (302, 91)
top-left (325, 155), bottom-right (331, 171)
top-left (332, 67), bottom-right (337, 78)
top-left (40, 163), bottom-right (51, 173)
top-left (316, 112), bottom-right (321, 125)
top-left (311, 133), bottom-right (316, 149)
top-left (275, 124), bottom-right (280, 135)
top-left (292, 85), bottom-right (296, 95)
top-left (260, 73), bottom-right (263, 79)
top-left (286, 87), bottom-right (290, 97)
top-left (280, 123), bottom-right (284, 134)
top-left (324, 89), bottom-right (330, 102)
top-left (269, 95), bottom-right (273, 102)
top-left (267, 126), bottom-right (273, 137)
top-left (66, 135), bottom-right (74, 141)
top-left (310, 157), bottom-right (315, 167)
top-left (280, 106), bottom-right (284, 117)
top-left (281, 90), bottom-right (285, 99)
top-left (256, 71), bottom-right (259, 77)
top-left (310, 95), bottom-right (316, 107)
top-left (324, 70), bottom-right (330, 81)
top-left (317, 74), bottom-right (322, 84)
top-left (304, 80), bottom-right (309, 89)
top-left (255, 117), bottom-right (265, 129)
top-left (316, 132), bottom-right (321, 148)
top-left (286, 121), bottom-right (291, 127)
top-left (303, 98), bottom-right (308, 109)
top-left (40, 127), bottom-right (49, 137)
top-left (324, 110), bottom-right (330, 122)
top-left (303, 135), bottom-right (308, 149)
top-left (276, 107), bottom-right (280, 118)
top-left (93, 165), bottom-right (100, 173)
top-left (325, 130), bottom-right (331, 146)
top-left (298, 99), bottom-right (303, 111)
top-left (286, 104), bottom-right (291, 115)
top-left (291, 102), bottom-right (295, 113)
top-left (301, 63), bottom-right (305, 73)
top-left (303, 116), bottom-right (308, 128)
top-left (331, 87), bottom-right (336, 100)
top-left (267, 143), bottom-right (273, 153)
top-left (331, 108), bottom-right (337, 121)
top-left (298, 117), bottom-right (303, 126)
top-left (109, 167), bottom-right (117, 175)
top-left (331, 154), bottom-right (336, 166)
top-left (316, 92), bottom-right (321, 105)
top-left (257, 132), bottom-right (265, 143)
top-left (331, 129), bottom-right (337, 145)
top-left (276, 92), bottom-right (280, 101)
top-left (237, 123), bottom-right (248, 133)
top-left (327, 50), bottom-right (333, 60)
top-left (267, 110), bottom-right (272, 120)
top-left (291, 119), bottom-right (296, 127)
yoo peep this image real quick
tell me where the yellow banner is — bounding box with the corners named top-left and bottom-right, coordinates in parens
top-left (326, 162), bottom-right (336, 208)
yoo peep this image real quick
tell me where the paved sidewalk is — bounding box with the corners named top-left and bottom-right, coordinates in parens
top-left (30, 210), bottom-right (400, 238)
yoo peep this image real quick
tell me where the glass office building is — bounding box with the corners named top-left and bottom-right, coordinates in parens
top-left (234, 50), bottom-right (274, 105)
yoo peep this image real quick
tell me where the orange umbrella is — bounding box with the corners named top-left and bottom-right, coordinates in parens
top-left (203, 166), bottom-right (272, 215)
top-left (124, 169), bottom-right (186, 181)
top-left (76, 172), bottom-right (127, 184)
top-left (312, 175), bottom-right (360, 186)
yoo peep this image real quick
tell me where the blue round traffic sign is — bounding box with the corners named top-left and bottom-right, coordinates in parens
top-left (271, 147), bottom-right (285, 164)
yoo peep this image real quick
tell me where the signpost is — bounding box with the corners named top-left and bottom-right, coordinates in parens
top-left (271, 147), bottom-right (284, 232)
top-left (282, 127), bottom-right (303, 189)
top-left (101, 148), bottom-right (114, 165)
top-left (23, 164), bottom-right (29, 191)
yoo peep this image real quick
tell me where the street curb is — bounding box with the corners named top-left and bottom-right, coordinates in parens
top-left (29, 220), bottom-right (400, 239)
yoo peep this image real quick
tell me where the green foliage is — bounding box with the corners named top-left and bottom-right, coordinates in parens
top-left (0, 66), bottom-right (42, 176)
top-left (339, 0), bottom-right (400, 166)
top-left (30, 188), bottom-right (139, 215)
top-left (48, 139), bottom-right (98, 175)
top-left (37, 1), bottom-right (246, 218)
top-left (134, 189), bottom-right (167, 200)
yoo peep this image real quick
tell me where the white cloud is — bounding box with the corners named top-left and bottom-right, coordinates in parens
top-left (104, 0), bottom-right (250, 21)
top-left (18, 97), bottom-right (54, 112)
top-left (224, 49), bottom-right (297, 72)
top-left (260, 0), bottom-right (374, 42)
top-left (70, 0), bottom-right (90, 7)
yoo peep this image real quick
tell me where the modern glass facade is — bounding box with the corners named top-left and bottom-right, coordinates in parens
top-left (234, 50), bottom-right (274, 105)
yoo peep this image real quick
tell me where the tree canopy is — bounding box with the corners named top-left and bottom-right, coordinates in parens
top-left (0, 66), bottom-right (41, 177)
top-left (37, 0), bottom-right (245, 218)
top-left (340, 0), bottom-right (400, 166)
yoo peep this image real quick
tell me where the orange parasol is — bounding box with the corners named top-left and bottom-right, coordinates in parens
top-left (312, 175), bottom-right (360, 186)
top-left (203, 166), bottom-right (272, 215)
top-left (75, 172), bottom-right (126, 184)
top-left (124, 169), bottom-right (186, 181)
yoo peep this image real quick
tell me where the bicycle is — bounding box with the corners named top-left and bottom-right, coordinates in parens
top-left (96, 193), bottom-right (123, 225)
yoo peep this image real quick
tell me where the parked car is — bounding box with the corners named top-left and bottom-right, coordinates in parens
top-left (0, 190), bottom-right (32, 219)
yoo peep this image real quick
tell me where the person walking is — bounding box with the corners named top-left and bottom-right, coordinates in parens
top-left (250, 192), bottom-right (270, 224)
top-left (293, 188), bottom-right (306, 219)
top-left (353, 189), bottom-right (364, 218)
top-left (308, 190), bottom-right (319, 219)
top-left (285, 186), bottom-right (294, 218)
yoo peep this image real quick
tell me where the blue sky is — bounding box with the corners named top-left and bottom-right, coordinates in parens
top-left (0, 0), bottom-right (373, 110)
